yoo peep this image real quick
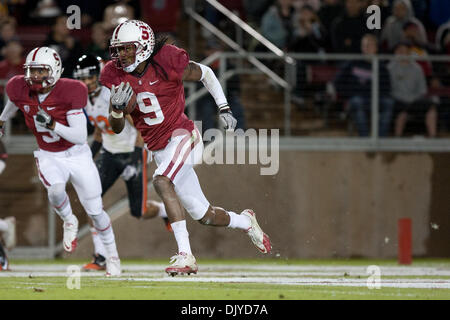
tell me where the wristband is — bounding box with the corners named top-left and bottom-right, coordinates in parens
top-left (219, 104), bottom-right (231, 113)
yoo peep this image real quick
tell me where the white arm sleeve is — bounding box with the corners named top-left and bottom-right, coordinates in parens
top-left (0, 99), bottom-right (19, 122)
top-left (53, 109), bottom-right (87, 145)
top-left (195, 62), bottom-right (228, 108)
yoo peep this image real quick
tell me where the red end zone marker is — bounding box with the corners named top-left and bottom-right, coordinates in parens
top-left (398, 218), bottom-right (412, 265)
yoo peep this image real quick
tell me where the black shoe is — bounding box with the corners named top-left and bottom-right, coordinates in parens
top-left (82, 253), bottom-right (106, 271)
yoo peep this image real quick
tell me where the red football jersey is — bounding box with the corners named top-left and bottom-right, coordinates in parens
top-left (100, 44), bottom-right (194, 151)
top-left (6, 75), bottom-right (88, 152)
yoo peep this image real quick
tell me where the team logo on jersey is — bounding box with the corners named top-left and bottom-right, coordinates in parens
top-left (24, 105), bottom-right (30, 113)
top-left (149, 80), bottom-right (158, 85)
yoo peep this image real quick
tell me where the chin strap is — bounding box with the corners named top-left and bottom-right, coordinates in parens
top-left (123, 61), bottom-right (139, 73)
top-left (89, 85), bottom-right (102, 98)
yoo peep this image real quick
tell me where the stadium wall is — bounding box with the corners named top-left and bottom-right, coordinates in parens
top-left (2, 152), bottom-right (448, 259)
top-left (68, 151), bottom-right (449, 259)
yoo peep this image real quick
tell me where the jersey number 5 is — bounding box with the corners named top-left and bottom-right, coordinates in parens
top-left (136, 92), bottom-right (164, 126)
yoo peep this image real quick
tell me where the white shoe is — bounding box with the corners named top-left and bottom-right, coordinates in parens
top-left (165, 252), bottom-right (198, 276)
top-left (106, 256), bottom-right (121, 277)
top-left (63, 216), bottom-right (78, 253)
top-left (3, 217), bottom-right (16, 250)
top-left (242, 209), bottom-right (272, 254)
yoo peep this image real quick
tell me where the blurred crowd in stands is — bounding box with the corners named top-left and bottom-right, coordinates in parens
top-left (0, 0), bottom-right (449, 137)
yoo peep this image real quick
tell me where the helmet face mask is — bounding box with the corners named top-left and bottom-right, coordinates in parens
top-left (24, 65), bottom-right (53, 92)
top-left (24, 47), bottom-right (63, 93)
top-left (109, 42), bottom-right (138, 70)
top-left (109, 20), bottom-right (155, 73)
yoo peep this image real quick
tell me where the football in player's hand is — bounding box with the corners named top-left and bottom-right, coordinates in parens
top-left (124, 90), bottom-right (137, 114)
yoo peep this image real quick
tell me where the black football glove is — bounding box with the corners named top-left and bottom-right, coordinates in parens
top-left (35, 107), bottom-right (54, 129)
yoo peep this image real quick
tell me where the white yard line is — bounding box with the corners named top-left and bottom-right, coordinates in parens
top-left (107, 276), bottom-right (450, 289)
top-left (6, 264), bottom-right (450, 276)
top-left (1, 264), bottom-right (449, 289)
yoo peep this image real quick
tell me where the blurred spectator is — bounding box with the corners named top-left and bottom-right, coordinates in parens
top-left (0, 40), bottom-right (24, 103)
top-left (388, 43), bottom-right (437, 137)
top-left (288, 4), bottom-right (328, 104)
top-left (259, 0), bottom-right (296, 50)
top-left (333, 34), bottom-right (393, 136)
top-left (402, 20), bottom-right (433, 77)
top-left (330, 0), bottom-right (369, 53)
top-left (289, 5), bottom-right (328, 53)
top-left (85, 22), bottom-right (109, 61)
top-left (380, 0), bottom-right (427, 52)
top-left (139, 0), bottom-right (181, 35)
top-left (196, 43), bottom-right (246, 135)
top-left (0, 39), bottom-right (25, 132)
top-left (317, 0), bottom-right (344, 39)
top-left (0, 17), bottom-right (19, 60)
top-left (43, 15), bottom-right (83, 77)
top-left (0, 40), bottom-right (24, 87)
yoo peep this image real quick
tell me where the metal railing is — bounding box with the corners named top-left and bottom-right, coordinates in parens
top-left (184, 0), bottom-right (296, 90)
top-left (183, 51), bottom-right (450, 151)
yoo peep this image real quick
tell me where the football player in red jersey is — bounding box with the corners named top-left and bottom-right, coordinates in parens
top-left (0, 47), bottom-right (121, 276)
top-left (102, 20), bottom-right (272, 276)
top-left (73, 54), bottom-right (171, 271)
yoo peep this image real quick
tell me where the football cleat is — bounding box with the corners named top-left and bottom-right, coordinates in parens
top-left (165, 252), bottom-right (198, 276)
top-left (105, 256), bottom-right (121, 277)
top-left (242, 209), bottom-right (272, 254)
top-left (63, 217), bottom-right (78, 253)
top-left (82, 253), bottom-right (107, 271)
top-left (2, 216), bottom-right (16, 250)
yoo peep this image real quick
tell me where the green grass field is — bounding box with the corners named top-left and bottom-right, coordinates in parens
top-left (1, 258), bottom-right (449, 300)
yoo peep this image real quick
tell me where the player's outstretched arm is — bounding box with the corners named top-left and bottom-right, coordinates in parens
top-left (183, 61), bottom-right (237, 131)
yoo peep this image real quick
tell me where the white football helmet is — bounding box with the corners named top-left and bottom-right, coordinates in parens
top-left (24, 47), bottom-right (63, 91)
top-left (109, 20), bottom-right (155, 73)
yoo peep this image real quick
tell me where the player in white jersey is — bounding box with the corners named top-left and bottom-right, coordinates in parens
top-left (73, 54), bottom-right (170, 270)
